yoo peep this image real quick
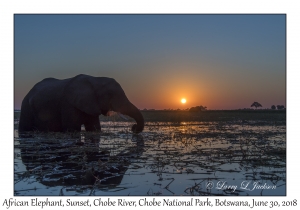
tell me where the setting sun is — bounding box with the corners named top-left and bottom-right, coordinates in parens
top-left (181, 98), bottom-right (186, 104)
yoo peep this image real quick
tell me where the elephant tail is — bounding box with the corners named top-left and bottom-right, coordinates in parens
top-left (19, 97), bottom-right (34, 132)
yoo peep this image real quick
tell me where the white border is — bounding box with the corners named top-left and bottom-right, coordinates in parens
top-left (1, 0), bottom-right (299, 209)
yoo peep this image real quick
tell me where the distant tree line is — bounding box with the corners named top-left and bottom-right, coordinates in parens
top-left (143, 108), bottom-right (156, 111)
top-left (142, 106), bottom-right (208, 112)
top-left (271, 105), bottom-right (285, 110)
top-left (189, 105), bottom-right (207, 112)
top-left (142, 103), bottom-right (285, 111)
top-left (250, 102), bottom-right (285, 110)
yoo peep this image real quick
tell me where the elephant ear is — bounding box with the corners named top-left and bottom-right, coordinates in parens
top-left (65, 76), bottom-right (102, 116)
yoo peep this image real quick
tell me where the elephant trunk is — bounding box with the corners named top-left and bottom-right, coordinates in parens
top-left (118, 101), bottom-right (144, 133)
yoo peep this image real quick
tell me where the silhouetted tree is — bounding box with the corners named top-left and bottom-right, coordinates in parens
top-left (277, 105), bottom-right (285, 110)
top-left (189, 105), bottom-right (207, 112)
top-left (271, 105), bottom-right (276, 110)
top-left (251, 102), bottom-right (262, 109)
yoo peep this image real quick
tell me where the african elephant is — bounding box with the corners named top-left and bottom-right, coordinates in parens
top-left (18, 74), bottom-right (144, 133)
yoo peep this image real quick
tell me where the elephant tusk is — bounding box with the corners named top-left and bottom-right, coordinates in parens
top-left (107, 111), bottom-right (128, 120)
top-left (106, 111), bottom-right (116, 116)
top-left (118, 113), bottom-right (128, 120)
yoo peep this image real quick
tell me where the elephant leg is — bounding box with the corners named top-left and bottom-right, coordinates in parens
top-left (84, 116), bottom-right (101, 132)
top-left (62, 119), bottom-right (82, 132)
top-left (61, 106), bottom-right (82, 132)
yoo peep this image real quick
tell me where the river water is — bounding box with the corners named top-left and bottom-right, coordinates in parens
top-left (14, 121), bottom-right (286, 196)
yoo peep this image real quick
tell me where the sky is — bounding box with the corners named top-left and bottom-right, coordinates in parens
top-left (14, 14), bottom-right (286, 110)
